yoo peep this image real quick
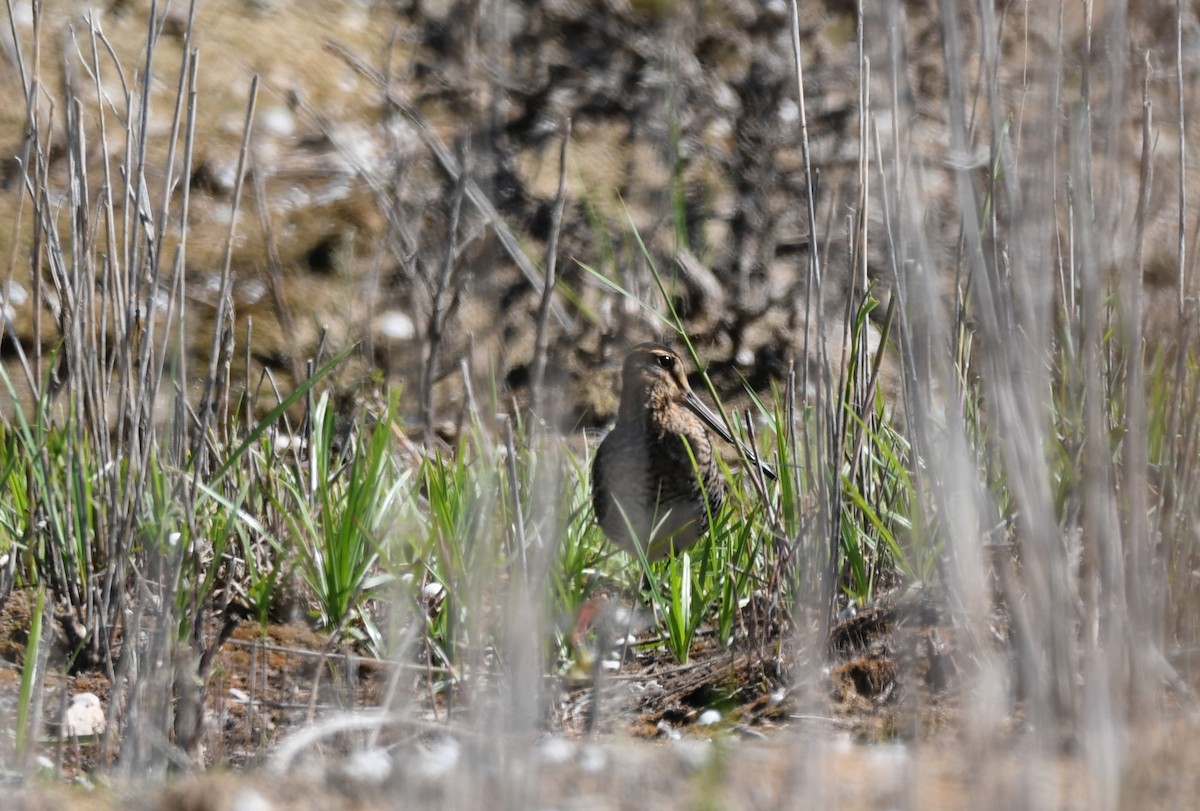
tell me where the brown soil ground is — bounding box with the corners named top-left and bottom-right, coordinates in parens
top-left (0, 585), bottom-right (951, 767)
top-left (6, 0), bottom-right (1194, 427)
top-left (8, 721), bottom-right (1200, 811)
top-left (3, 0), bottom-right (1200, 807)
top-left (4, 581), bottom-right (1198, 809)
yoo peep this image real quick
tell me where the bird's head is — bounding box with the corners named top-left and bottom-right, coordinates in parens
top-left (619, 343), bottom-right (694, 410)
top-left (614, 342), bottom-right (778, 481)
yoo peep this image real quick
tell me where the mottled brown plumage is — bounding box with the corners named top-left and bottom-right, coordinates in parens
top-left (591, 344), bottom-right (729, 560)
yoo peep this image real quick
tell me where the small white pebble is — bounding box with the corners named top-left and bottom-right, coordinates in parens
top-left (707, 118), bottom-right (734, 144)
top-left (697, 709), bottom-right (721, 727)
top-left (238, 278), bottom-right (267, 305)
top-left (377, 310), bottom-right (416, 341)
top-left (230, 787), bottom-right (273, 811)
top-left (2, 281), bottom-right (28, 305)
top-left (416, 737), bottom-right (461, 779)
top-left (535, 736), bottom-right (575, 765)
top-left (273, 434), bottom-right (304, 454)
top-left (260, 106), bottom-right (296, 138)
top-left (64, 693), bottom-right (106, 736)
top-left (340, 748), bottom-right (393, 785)
top-left (778, 98), bottom-right (800, 124)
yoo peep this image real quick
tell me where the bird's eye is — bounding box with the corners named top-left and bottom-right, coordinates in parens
top-left (656, 353), bottom-right (674, 370)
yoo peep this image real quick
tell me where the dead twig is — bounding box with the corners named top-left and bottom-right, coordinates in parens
top-left (325, 38), bottom-right (574, 333)
top-left (530, 118), bottom-right (571, 417)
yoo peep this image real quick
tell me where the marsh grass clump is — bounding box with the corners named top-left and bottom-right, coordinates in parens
top-left (0, 2), bottom-right (1199, 809)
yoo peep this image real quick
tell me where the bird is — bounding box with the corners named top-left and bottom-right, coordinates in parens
top-left (591, 343), bottom-right (774, 560)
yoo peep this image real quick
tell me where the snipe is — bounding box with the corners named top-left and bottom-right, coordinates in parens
top-left (591, 343), bottom-right (773, 560)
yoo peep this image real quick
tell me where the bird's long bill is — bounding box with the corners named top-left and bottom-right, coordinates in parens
top-left (682, 392), bottom-right (778, 481)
